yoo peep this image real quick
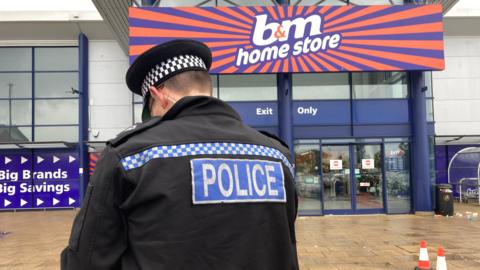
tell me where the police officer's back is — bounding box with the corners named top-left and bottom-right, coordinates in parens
top-left (61, 40), bottom-right (299, 270)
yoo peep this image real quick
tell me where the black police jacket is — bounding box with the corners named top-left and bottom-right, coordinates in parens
top-left (61, 96), bottom-right (299, 270)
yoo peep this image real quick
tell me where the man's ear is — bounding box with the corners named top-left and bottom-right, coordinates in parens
top-left (149, 85), bottom-right (169, 109)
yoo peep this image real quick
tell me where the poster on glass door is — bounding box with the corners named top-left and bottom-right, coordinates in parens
top-left (362, 159), bottom-right (375, 169)
top-left (329, 160), bottom-right (342, 170)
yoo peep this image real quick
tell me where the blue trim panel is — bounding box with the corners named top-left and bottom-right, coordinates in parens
top-left (277, 73), bottom-right (294, 153)
top-left (353, 99), bottom-right (410, 124)
top-left (294, 126), bottom-right (351, 138)
top-left (78, 33), bottom-right (89, 202)
top-left (293, 100), bottom-right (350, 125)
top-left (353, 124), bottom-right (411, 137)
top-left (228, 101), bottom-right (278, 127)
top-left (254, 126), bottom-right (279, 136)
top-left (349, 145), bottom-right (356, 210)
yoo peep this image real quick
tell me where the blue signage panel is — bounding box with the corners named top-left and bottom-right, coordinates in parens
top-left (228, 102), bottom-right (278, 127)
top-left (0, 150), bottom-right (80, 210)
top-left (0, 182), bottom-right (34, 209)
top-left (353, 100), bottom-right (410, 124)
top-left (32, 151), bottom-right (80, 208)
top-left (33, 152), bottom-right (80, 180)
top-left (293, 101), bottom-right (350, 125)
top-left (0, 152), bottom-right (34, 209)
top-left (33, 181), bottom-right (80, 208)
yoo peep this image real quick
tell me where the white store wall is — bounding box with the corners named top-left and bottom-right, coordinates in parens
top-left (89, 40), bottom-right (132, 141)
top-left (433, 36), bottom-right (480, 136)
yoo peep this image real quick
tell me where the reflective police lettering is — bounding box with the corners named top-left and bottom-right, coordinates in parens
top-left (191, 158), bottom-right (286, 204)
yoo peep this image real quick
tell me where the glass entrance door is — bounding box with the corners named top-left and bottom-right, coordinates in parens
top-left (354, 145), bottom-right (384, 211)
top-left (295, 144), bottom-right (322, 214)
top-left (322, 145), bottom-right (352, 211)
top-left (322, 144), bottom-right (385, 214)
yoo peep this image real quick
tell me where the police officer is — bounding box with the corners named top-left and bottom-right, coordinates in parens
top-left (61, 39), bottom-right (299, 270)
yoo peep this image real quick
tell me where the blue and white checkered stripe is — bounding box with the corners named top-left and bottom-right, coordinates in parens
top-left (121, 142), bottom-right (294, 176)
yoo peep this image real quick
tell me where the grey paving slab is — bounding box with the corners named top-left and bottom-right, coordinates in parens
top-left (0, 203), bottom-right (479, 269)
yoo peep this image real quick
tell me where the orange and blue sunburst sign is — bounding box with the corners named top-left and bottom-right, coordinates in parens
top-left (128, 5), bottom-right (445, 74)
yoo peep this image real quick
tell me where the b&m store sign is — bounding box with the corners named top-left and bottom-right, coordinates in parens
top-left (129, 5), bottom-right (445, 73)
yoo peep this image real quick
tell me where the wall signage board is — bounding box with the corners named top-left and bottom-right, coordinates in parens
top-left (293, 101), bottom-right (350, 125)
top-left (0, 151), bottom-right (80, 210)
top-left (129, 5), bottom-right (444, 73)
top-left (228, 102), bottom-right (278, 127)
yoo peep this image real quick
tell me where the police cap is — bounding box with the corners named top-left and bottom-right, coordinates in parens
top-left (125, 39), bottom-right (212, 121)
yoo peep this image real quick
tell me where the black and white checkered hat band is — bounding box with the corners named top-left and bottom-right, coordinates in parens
top-left (141, 55), bottom-right (207, 97)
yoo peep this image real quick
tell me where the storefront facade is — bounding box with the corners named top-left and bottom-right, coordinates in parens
top-left (0, 0), bottom-right (443, 215)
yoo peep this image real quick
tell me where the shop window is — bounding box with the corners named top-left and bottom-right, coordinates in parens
top-left (10, 100), bottom-right (32, 126)
top-left (0, 73), bottom-right (32, 98)
top-left (292, 73), bottom-right (350, 100)
top-left (218, 74), bottom-right (276, 101)
top-left (385, 141), bottom-right (411, 213)
top-left (133, 93), bottom-right (143, 103)
top-left (0, 101), bottom-right (8, 125)
top-left (295, 143), bottom-right (322, 213)
top-left (0, 48), bottom-right (31, 71)
top-left (0, 126), bottom-right (32, 141)
top-left (35, 73), bottom-right (78, 98)
top-left (16, 127), bottom-right (32, 141)
top-left (35, 48), bottom-right (78, 71)
top-left (424, 71), bottom-right (433, 98)
top-left (425, 71), bottom-right (434, 122)
top-left (426, 100), bottom-right (434, 122)
top-left (133, 103), bottom-right (143, 124)
top-left (35, 126), bottom-right (78, 142)
top-left (34, 100), bottom-right (78, 125)
top-left (211, 75), bottom-right (219, 98)
top-left (352, 72), bottom-right (408, 99)
top-left (0, 47), bottom-right (79, 143)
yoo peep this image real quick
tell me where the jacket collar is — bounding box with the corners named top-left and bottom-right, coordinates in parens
top-left (159, 96), bottom-right (242, 122)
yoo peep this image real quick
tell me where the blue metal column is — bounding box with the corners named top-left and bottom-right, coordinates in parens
top-left (410, 71), bottom-right (432, 212)
top-left (78, 33), bottom-right (89, 201)
top-left (405, 0), bottom-right (432, 212)
top-left (277, 73), bottom-right (294, 153)
top-left (276, 0), bottom-right (294, 156)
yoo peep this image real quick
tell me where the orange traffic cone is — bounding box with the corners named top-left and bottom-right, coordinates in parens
top-left (436, 247), bottom-right (447, 270)
top-left (415, 240), bottom-right (432, 270)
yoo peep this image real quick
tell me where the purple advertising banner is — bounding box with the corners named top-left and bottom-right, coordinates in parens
top-left (129, 5), bottom-right (445, 73)
top-left (0, 151), bottom-right (80, 209)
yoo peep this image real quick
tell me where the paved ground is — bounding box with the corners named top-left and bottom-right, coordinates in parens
top-left (0, 203), bottom-right (479, 270)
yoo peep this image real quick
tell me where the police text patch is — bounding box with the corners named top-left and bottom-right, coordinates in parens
top-left (191, 158), bottom-right (286, 204)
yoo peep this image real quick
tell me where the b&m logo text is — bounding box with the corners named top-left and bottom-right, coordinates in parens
top-left (236, 13), bottom-right (342, 66)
